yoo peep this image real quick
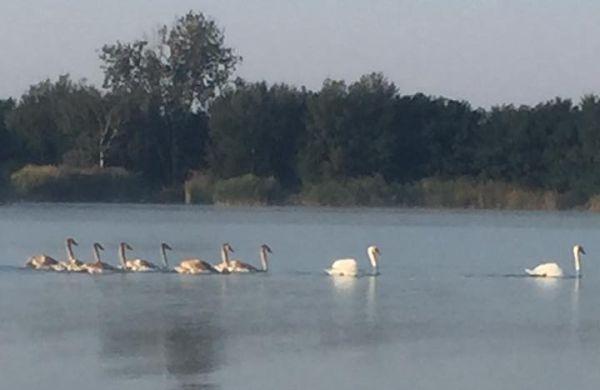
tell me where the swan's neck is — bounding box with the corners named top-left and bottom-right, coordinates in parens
top-left (119, 245), bottom-right (127, 267)
top-left (93, 246), bottom-right (102, 264)
top-left (66, 241), bottom-right (75, 262)
top-left (260, 249), bottom-right (268, 272)
top-left (161, 247), bottom-right (169, 268)
top-left (368, 250), bottom-right (378, 273)
top-left (221, 247), bottom-right (230, 266)
top-left (574, 250), bottom-right (581, 274)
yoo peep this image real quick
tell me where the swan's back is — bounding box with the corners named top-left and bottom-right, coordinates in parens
top-left (326, 258), bottom-right (358, 276)
top-left (126, 259), bottom-right (159, 272)
top-left (175, 259), bottom-right (216, 274)
top-left (229, 260), bottom-right (259, 273)
top-left (525, 262), bottom-right (564, 278)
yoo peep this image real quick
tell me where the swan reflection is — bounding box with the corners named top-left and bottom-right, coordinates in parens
top-left (98, 281), bottom-right (224, 388)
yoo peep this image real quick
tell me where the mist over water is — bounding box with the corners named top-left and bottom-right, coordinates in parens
top-left (2, 204), bottom-right (600, 389)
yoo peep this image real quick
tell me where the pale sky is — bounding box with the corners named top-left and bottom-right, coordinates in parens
top-left (1, 0), bottom-right (600, 107)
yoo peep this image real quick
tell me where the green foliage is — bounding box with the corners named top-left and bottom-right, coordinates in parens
top-left (213, 174), bottom-right (282, 205)
top-left (208, 81), bottom-right (306, 187)
top-left (98, 10), bottom-right (239, 185)
top-left (300, 175), bottom-right (394, 206)
top-left (4, 10), bottom-right (600, 208)
top-left (6, 76), bottom-right (103, 166)
top-left (10, 165), bottom-right (145, 202)
top-left (398, 178), bottom-right (558, 210)
top-left (184, 172), bottom-right (215, 204)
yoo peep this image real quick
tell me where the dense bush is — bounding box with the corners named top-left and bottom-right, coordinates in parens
top-left (300, 176), bottom-right (395, 206)
top-left (397, 178), bottom-right (558, 210)
top-left (10, 165), bottom-right (145, 202)
top-left (184, 172), bottom-right (215, 204)
top-left (213, 174), bottom-right (283, 205)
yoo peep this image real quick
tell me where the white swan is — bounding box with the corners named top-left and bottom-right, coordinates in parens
top-left (325, 245), bottom-right (381, 277)
top-left (525, 244), bottom-right (586, 278)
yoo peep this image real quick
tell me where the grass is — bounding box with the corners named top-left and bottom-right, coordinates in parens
top-left (10, 164), bottom-right (145, 202)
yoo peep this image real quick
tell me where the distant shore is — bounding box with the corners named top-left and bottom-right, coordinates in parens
top-left (4, 164), bottom-right (600, 211)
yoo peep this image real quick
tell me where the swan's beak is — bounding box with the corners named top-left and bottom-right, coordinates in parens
top-left (72, 239), bottom-right (79, 246)
top-left (164, 244), bottom-right (172, 250)
top-left (127, 244), bottom-right (134, 251)
top-left (97, 243), bottom-right (105, 251)
top-left (581, 247), bottom-right (586, 255)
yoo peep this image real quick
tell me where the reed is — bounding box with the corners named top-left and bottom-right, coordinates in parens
top-left (10, 164), bottom-right (144, 202)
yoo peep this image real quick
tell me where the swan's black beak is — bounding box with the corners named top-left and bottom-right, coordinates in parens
top-left (581, 247), bottom-right (586, 255)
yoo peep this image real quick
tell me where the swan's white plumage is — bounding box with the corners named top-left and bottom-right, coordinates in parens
top-left (325, 258), bottom-right (359, 277)
top-left (525, 262), bottom-right (564, 278)
top-left (525, 244), bottom-right (586, 278)
top-left (325, 246), bottom-right (380, 277)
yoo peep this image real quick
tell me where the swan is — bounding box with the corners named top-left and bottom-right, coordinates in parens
top-left (84, 243), bottom-right (118, 274)
top-left (173, 243), bottom-right (229, 275)
top-left (212, 243), bottom-right (235, 273)
top-left (25, 253), bottom-right (59, 271)
top-left (228, 244), bottom-right (273, 273)
top-left (25, 240), bottom-right (62, 270)
top-left (56, 237), bottom-right (86, 272)
top-left (325, 245), bottom-right (381, 277)
top-left (159, 242), bottom-right (173, 271)
top-left (525, 244), bottom-right (586, 278)
top-left (119, 242), bottom-right (161, 272)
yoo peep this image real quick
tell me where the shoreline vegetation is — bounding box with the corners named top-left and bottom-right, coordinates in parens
top-left (3, 10), bottom-right (600, 211)
top-left (4, 164), bottom-right (600, 211)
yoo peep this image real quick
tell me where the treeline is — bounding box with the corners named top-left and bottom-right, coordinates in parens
top-left (1, 10), bottom-right (600, 208)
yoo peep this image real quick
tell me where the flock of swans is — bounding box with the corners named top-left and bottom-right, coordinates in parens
top-left (24, 238), bottom-right (272, 274)
top-left (24, 237), bottom-right (586, 279)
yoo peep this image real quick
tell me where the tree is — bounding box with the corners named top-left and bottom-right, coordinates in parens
top-left (6, 75), bottom-right (103, 167)
top-left (208, 81), bottom-right (306, 186)
top-left (99, 10), bottom-right (241, 184)
top-left (0, 98), bottom-right (16, 164)
top-left (299, 73), bottom-right (402, 182)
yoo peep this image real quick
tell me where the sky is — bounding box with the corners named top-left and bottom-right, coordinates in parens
top-left (1, 0), bottom-right (600, 108)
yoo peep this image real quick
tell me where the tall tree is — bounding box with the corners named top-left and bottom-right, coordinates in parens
top-left (209, 81), bottom-right (306, 186)
top-left (299, 73), bottom-right (402, 182)
top-left (0, 98), bottom-right (16, 164)
top-left (100, 10), bottom-right (240, 184)
top-left (6, 75), bottom-right (102, 167)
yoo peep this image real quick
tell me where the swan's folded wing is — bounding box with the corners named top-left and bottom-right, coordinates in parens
top-left (327, 258), bottom-right (359, 276)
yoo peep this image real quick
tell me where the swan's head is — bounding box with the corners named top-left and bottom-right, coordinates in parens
top-left (261, 244), bottom-right (273, 254)
top-left (93, 243), bottom-right (104, 251)
top-left (574, 245), bottom-right (586, 256)
top-left (121, 242), bottom-right (134, 251)
top-left (223, 243), bottom-right (235, 253)
top-left (66, 237), bottom-right (78, 246)
top-left (161, 242), bottom-right (172, 251)
top-left (367, 245), bottom-right (381, 268)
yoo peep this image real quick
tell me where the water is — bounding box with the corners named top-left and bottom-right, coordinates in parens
top-left (2, 204), bottom-right (600, 389)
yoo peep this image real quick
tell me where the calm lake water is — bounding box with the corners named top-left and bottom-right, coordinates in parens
top-left (2, 203), bottom-right (600, 389)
